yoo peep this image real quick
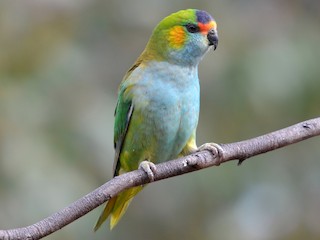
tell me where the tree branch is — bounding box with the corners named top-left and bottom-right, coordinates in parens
top-left (1, 117), bottom-right (320, 240)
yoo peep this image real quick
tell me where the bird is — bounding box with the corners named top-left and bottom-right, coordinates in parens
top-left (94, 8), bottom-right (219, 231)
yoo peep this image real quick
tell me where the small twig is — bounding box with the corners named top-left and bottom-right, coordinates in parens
top-left (0, 117), bottom-right (319, 240)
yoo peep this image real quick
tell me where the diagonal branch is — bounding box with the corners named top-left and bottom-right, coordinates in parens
top-left (1, 117), bottom-right (320, 240)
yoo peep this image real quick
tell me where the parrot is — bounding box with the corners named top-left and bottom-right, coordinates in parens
top-left (94, 8), bottom-right (219, 230)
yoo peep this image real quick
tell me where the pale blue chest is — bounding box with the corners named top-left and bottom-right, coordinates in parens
top-left (129, 61), bottom-right (200, 161)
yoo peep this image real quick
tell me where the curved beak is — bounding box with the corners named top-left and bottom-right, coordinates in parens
top-left (207, 29), bottom-right (218, 50)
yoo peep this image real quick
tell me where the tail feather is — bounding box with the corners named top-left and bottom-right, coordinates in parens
top-left (110, 186), bottom-right (142, 229)
top-left (94, 186), bottom-right (143, 231)
top-left (94, 196), bottom-right (117, 231)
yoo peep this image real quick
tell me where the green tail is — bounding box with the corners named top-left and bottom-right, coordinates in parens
top-left (94, 186), bottom-right (143, 230)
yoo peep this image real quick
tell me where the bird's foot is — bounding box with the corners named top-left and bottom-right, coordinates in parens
top-left (139, 161), bottom-right (157, 182)
top-left (197, 143), bottom-right (224, 166)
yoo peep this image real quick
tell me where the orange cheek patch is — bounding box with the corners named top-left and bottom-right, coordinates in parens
top-left (198, 21), bottom-right (217, 34)
top-left (168, 26), bottom-right (186, 49)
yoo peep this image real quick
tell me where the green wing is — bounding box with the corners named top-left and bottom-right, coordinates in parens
top-left (113, 92), bottom-right (133, 176)
top-left (112, 59), bottom-right (142, 176)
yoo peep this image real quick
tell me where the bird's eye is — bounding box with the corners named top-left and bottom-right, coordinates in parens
top-left (185, 23), bottom-right (199, 33)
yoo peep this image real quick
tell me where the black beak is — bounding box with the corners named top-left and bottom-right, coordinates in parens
top-left (207, 29), bottom-right (218, 50)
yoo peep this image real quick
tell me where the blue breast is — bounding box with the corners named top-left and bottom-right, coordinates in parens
top-left (130, 61), bottom-right (200, 162)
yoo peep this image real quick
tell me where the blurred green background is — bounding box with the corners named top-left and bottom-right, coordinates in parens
top-left (1, 0), bottom-right (320, 239)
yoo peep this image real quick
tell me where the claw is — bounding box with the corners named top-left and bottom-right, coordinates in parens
top-left (139, 161), bottom-right (157, 182)
top-left (197, 143), bottom-right (224, 166)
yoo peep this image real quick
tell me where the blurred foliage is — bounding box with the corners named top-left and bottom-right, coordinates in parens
top-left (1, 0), bottom-right (320, 239)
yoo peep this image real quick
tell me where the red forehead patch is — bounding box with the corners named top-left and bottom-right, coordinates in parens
top-left (198, 21), bottom-right (217, 34)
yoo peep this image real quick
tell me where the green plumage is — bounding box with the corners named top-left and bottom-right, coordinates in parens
top-left (95, 9), bottom-right (218, 230)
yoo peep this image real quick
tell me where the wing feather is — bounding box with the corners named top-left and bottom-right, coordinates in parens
top-left (112, 59), bottom-right (142, 176)
top-left (113, 95), bottom-right (133, 176)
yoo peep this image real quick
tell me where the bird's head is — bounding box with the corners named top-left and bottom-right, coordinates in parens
top-left (144, 9), bottom-right (218, 66)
